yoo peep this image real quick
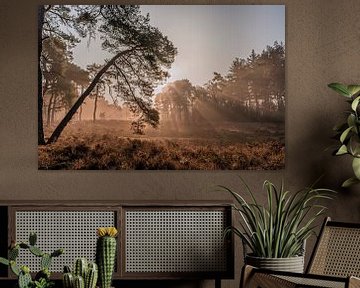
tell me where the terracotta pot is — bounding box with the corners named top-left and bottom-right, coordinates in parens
top-left (245, 254), bottom-right (304, 273)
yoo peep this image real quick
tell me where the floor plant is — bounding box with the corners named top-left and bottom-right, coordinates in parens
top-left (220, 179), bottom-right (335, 260)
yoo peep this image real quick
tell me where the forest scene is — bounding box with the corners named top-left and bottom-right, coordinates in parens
top-left (38, 5), bottom-right (285, 170)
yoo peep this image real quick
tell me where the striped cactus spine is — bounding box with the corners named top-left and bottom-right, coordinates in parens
top-left (63, 272), bottom-right (74, 288)
top-left (85, 262), bottom-right (98, 288)
top-left (74, 258), bottom-right (88, 280)
top-left (73, 275), bottom-right (85, 288)
top-left (96, 227), bottom-right (118, 288)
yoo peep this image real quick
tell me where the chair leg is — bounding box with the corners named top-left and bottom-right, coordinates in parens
top-left (240, 265), bottom-right (255, 288)
top-left (215, 278), bottom-right (221, 288)
top-left (240, 265), bottom-right (296, 288)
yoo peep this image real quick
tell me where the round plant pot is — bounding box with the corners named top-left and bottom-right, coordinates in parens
top-left (245, 254), bottom-right (304, 273)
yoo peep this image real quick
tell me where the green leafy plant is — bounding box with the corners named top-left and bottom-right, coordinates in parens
top-left (220, 179), bottom-right (334, 258)
top-left (0, 232), bottom-right (63, 288)
top-left (328, 83), bottom-right (360, 187)
top-left (32, 278), bottom-right (54, 288)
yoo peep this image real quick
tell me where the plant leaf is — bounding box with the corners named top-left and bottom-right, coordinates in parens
top-left (350, 135), bottom-right (360, 156)
top-left (340, 126), bottom-right (353, 143)
top-left (347, 85), bottom-right (360, 96)
top-left (352, 96), bottom-right (360, 111)
top-left (0, 257), bottom-right (9, 266)
top-left (342, 177), bottom-right (360, 188)
top-left (336, 145), bottom-right (348, 155)
top-left (347, 114), bottom-right (356, 128)
top-left (328, 83), bottom-right (350, 97)
top-left (352, 157), bottom-right (360, 179)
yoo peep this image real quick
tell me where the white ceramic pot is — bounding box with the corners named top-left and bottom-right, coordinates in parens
top-left (245, 254), bottom-right (305, 273)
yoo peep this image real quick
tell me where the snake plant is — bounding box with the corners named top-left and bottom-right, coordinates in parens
top-left (221, 179), bottom-right (335, 258)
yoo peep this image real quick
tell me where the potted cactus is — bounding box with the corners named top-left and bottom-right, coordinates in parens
top-left (96, 227), bottom-right (118, 288)
top-left (62, 258), bottom-right (98, 288)
top-left (0, 232), bottom-right (63, 288)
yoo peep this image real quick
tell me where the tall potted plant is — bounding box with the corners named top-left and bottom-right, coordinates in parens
top-left (328, 83), bottom-right (360, 187)
top-left (221, 179), bottom-right (334, 273)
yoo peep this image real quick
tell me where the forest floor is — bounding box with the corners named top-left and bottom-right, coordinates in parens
top-left (38, 120), bottom-right (285, 170)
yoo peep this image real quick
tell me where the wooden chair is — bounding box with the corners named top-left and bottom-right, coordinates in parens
top-left (241, 217), bottom-right (360, 288)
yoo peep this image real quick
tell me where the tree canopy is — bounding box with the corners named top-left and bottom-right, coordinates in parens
top-left (155, 41), bottom-right (285, 128)
top-left (38, 5), bottom-right (177, 144)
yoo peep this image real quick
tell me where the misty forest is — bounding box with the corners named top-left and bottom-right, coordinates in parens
top-left (38, 5), bottom-right (285, 170)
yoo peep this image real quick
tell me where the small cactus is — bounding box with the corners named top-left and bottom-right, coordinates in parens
top-left (29, 232), bottom-right (37, 246)
top-left (63, 259), bottom-right (98, 288)
top-left (41, 253), bottom-right (52, 270)
top-left (63, 272), bottom-right (74, 288)
top-left (9, 246), bottom-right (19, 260)
top-left (64, 265), bottom-right (72, 273)
top-left (51, 248), bottom-right (64, 257)
top-left (85, 263), bottom-right (98, 288)
top-left (74, 275), bottom-right (85, 288)
top-left (96, 227), bottom-right (118, 288)
top-left (0, 232), bottom-right (63, 288)
top-left (0, 257), bottom-right (9, 266)
top-left (74, 258), bottom-right (88, 279)
top-left (18, 269), bottom-right (32, 288)
top-left (10, 260), bottom-right (20, 276)
top-left (29, 245), bottom-right (44, 257)
top-left (19, 243), bottom-right (29, 249)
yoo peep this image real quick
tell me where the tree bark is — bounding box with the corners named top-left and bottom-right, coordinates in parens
top-left (38, 6), bottom-right (46, 145)
top-left (93, 86), bottom-right (99, 122)
top-left (51, 95), bottom-right (57, 124)
top-left (79, 86), bottom-right (84, 121)
top-left (46, 47), bottom-right (138, 144)
top-left (46, 91), bottom-right (55, 126)
top-left (79, 105), bottom-right (83, 121)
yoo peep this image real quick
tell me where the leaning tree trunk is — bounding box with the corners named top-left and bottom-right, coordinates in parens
top-left (38, 5), bottom-right (46, 145)
top-left (46, 47), bottom-right (138, 144)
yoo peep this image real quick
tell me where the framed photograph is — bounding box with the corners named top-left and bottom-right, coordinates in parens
top-left (38, 5), bottom-right (285, 170)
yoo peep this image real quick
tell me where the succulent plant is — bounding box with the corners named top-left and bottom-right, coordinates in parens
top-left (0, 232), bottom-right (63, 288)
top-left (62, 259), bottom-right (98, 288)
top-left (96, 227), bottom-right (118, 288)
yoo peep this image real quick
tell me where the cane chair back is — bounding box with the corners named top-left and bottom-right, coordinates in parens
top-left (307, 217), bottom-right (360, 278)
top-left (241, 217), bottom-right (360, 288)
